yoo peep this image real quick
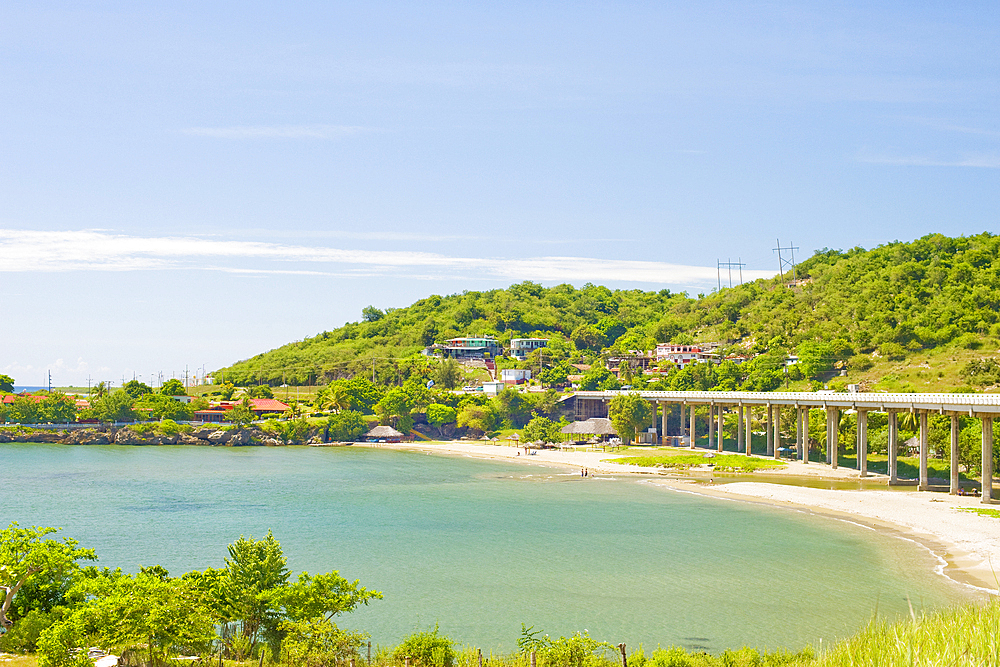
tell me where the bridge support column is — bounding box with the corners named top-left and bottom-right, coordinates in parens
top-left (795, 407), bottom-right (803, 462)
top-left (746, 406), bottom-right (753, 456)
top-left (689, 404), bottom-right (696, 449)
top-left (857, 409), bottom-right (868, 478)
top-left (661, 402), bottom-right (668, 444)
top-left (950, 415), bottom-right (960, 495)
top-left (983, 416), bottom-right (993, 504)
top-left (766, 405), bottom-right (773, 456)
top-left (718, 406), bottom-right (725, 452)
top-left (826, 407), bottom-right (838, 469)
top-left (888, 411), bottom-right (898, 484)
top-left (708, 405), bottom-right (715, 450)
top-left (737, 405), bottom-right (744, 452)
top-left (773, 407), bottom-right (781, 459)
top-left (918, 412), bottom-right (929, 491)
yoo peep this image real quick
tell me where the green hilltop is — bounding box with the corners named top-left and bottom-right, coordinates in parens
top-left (216, 231), bottom-right (1000, 393)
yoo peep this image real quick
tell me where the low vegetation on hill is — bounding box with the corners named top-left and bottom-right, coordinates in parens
top-left (215, 232), bottom-right (1000, 394)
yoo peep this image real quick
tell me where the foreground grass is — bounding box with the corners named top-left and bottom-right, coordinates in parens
top-left (610, 453), bottom-right (787, 472)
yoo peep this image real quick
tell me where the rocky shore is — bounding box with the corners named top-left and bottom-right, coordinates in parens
top-left (0, 425), bottom-right (328, 446)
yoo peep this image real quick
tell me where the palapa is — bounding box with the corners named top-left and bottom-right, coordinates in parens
top-left (365, 425), bottom-right (404, 439)
top-left (560, 418), bottom-right (617, 435)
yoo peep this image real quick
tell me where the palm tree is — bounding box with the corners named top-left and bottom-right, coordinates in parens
top-left (91, 381), bottom-right (108, 399)
top-left (323, 384), bottom-right (351, 413)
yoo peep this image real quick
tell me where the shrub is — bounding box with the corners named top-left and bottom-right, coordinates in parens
top-left (879, 342), bottom-right (906, 361)
top-left (847, 355), bottom-right (874, 372)
top-left (392, 625), bottom-right (455, 667)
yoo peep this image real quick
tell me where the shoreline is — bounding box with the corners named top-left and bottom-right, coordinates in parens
top-left (372, 440), bottom-right (1000, 597)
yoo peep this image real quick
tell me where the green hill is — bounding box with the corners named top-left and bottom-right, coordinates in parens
top-left (216, 231), bottom-right (1000, 393)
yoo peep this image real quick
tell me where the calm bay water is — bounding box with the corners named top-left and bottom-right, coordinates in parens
top-left (1, 444), bottom-right (970, 653)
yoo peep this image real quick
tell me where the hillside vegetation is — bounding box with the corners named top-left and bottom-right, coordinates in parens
top-left (217, 232), bottom-right (1000, 393)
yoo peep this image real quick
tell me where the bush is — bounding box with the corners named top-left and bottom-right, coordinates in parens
top-left (0, 608), bottom-right (58, 653)
top-left (879, 342), bottom-right (906, 361)
top-left (847, 355), bottom-right (874, 372)
top-left (960, 358), bottom-right (1000, 387)
top-left (392, 625), bottom-right (455, 667)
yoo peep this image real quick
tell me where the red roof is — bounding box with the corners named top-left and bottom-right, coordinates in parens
top-left (249, 398), bottom-right (290, 412)
top-left (2, 393), bottom-right (47, 404)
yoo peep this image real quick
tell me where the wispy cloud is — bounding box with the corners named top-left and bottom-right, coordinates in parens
top-left (858, 152), bottom-right (1000, 168)
top-left (181, 124), bottom-right (369, 139)
top-left (0, 229), bottom-right (775, 286)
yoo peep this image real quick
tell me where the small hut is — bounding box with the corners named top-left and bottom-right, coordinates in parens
top-left (560, 418), bottom-right (617, 443)
top-left (365, 425), bottom-right (405, 443)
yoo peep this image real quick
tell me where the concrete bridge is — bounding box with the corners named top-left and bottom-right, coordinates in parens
top-left (564, 390), bottom-right (1000, 503)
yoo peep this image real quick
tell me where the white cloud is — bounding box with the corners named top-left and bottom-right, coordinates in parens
top-left (0, 229), bottom-right (776, 286)
top-left (181, 124), bottom-right (368, 139)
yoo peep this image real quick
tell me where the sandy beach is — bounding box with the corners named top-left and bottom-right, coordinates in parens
top-left (372, 440), bottom-right (1000, 596)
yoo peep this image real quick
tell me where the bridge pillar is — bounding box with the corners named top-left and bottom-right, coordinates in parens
top-left (708, 405), bottom-right (715, 449)
top-left (689, 404), bottom-right (696, 449)
top-left (737, 405), bottom-right (744, 452)
top-left (718, 405), bottom-right (725, 452)
top-left (772, 407), bottom-right (781, 459)
top-left (918, 412), bottom-right (929, 491)
top-left (766, 405), bottom-right (773, 456)
top-left (745, 406), bottom-right (753, 456)
top-left (795, 407), bottom-right (803, 462)
top-left (888, 411), bottom-right (898, 484)
top-left (857, 409), bottom-right (868, 478)
top-left (660, 402), bottom-right (667, 443)
top-left (983, 416), bottom-right (993, 504)
top-left (826, 407), bottom-right (838, 469)
top-left (950, 415), bottom-right (960, 495)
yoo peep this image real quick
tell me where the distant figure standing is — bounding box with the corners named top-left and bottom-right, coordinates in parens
top-left (585, 468), bottom-right (589, 477)
top-left (580, 468), bottom-right (585, 477)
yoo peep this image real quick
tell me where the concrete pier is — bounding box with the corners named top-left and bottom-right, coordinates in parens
top-left (772, 407), bottom-right (781, 460)
top-left (826, 407), bottom-right (838, 469)
top-left (950, 415), bottom-right (960, 495)
top-left (766, 405), bottom-right (773, 456)
top-left (737, 405), bottom-right (744, 452)
top-left (708, 405), bottom-right (715, 449)
top-left (857, 409), bottom-right (868, 477)
top-left (983, 416), bottom-right (993, 504)
top-left (689, 404), bottom-right (696, 449)
top-left (717, 405), bottom-right (724, 452)
top-left (918, 412), bottom-right (929, 491)
top-left (888, 411), bottom-right (898, 484)
top-left (745, 406), bottom-right (752, 456)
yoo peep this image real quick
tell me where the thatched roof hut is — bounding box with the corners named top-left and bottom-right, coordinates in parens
top-left (365, 425), bottom-right (405, 442)
top-left (560, 418), bottom-right (617, 436)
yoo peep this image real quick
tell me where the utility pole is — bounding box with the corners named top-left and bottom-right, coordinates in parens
top-left (185, 366), bottom-right (189, 391)
top-left (773, 240), bottom-right (800, 282)
top-left (48, 370), bottom-right (52, 393)
top-left (717, 259), bottom-right (747, 289)
top-left (87, 375), bottom-right (92, 397)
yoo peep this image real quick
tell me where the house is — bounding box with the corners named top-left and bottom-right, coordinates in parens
top-left (606, 351), bottom-right (654, 375)
top-left (654, 344), bottom-right (719, 370)
top-left (192, 398), bottom-right (291, 423)
top-left (437, 336), bottom-right (502, 360)
top-left (501, 369), bottom-right (532, 384)
top-left (509, 338), bottom-right (548, 360)
top-left (482, 381), bottom-right (505, 396)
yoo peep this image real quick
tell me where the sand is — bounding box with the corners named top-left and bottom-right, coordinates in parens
top-left (369, 440), bottom-right (1000, 595)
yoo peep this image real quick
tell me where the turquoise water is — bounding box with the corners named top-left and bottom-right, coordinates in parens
top-left (0, 444), bottom-right (970, 653)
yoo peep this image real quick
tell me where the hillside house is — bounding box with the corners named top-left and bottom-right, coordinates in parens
top-left (654, 344), bottom-right (720, 370)
top-left (510, 338), bottom-right (548, 360)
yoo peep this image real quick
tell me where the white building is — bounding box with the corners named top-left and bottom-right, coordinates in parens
top-left (501, 368), bottom-right (532, 383)
top-left (654, 344), bottom-right (719, 370)
top-left (510, 338), bottom-right (548, 360)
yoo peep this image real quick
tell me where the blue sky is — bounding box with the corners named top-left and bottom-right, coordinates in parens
top-left (2, 1), bottom-right (998, 387)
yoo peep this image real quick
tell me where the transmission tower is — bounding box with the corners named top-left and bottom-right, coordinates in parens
top-left (717, 258), bottom-right (747, 290)
top-left (773, 239), bottom-right (800, 281)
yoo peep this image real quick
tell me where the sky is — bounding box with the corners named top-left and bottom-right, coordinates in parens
top-left (2, 1), bottom-right (998, 387)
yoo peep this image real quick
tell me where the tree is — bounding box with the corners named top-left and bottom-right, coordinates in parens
top-left (426, 404), bottom-right (457, 436)
top-left (0, 523), bottom-right (96, 635)
top-left (375, 388), bottom-right (413, 429)
top-left (5, 396), bottom-right (40, 424)
top-left (221, 531), bottom-right (289, 653)
top-left (159, 379), bottom-right (187, 396)
top-left (608, 393), bottom-right (653, 444)
top-left (433, 359), bottom-right (462, 390)
top-left (227, 397), bottom-right (255, 426)
top-left (0, 374), bottom-right (14, 393)
top-left (571, 325), bottom-right (603, 351)
top-left (38, 571), bottom-right (217, 667)
top-left (327, 411), bottom-right (368, 441)
top-left (83, 391), bottom-right (137, 423)
top-left (393, 625), bottom-right (455, 667)
top-left (456, 404), bottom-right (496, 434)
top-left (122, 380), bottom-right (153, 399)
top-left (37, 394), bottom-right (77, 424)
top-left (134, 393), bottom-right (193, 421)
top-left (218, 382), bottom-right (237, 400)
top-left (361, 306), bottom-right (384, 322)
top-left (322, 384), bottom-right (352, 413)
top-left (522, 415), bottom-right (564, 443)
top-left (249, 384), bottom-right (274, 399)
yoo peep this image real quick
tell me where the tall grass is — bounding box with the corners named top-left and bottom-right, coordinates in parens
top-left (610, 454), bottom-right (786, 473)
top-left (814, 599), bottom-right (1000, 667)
